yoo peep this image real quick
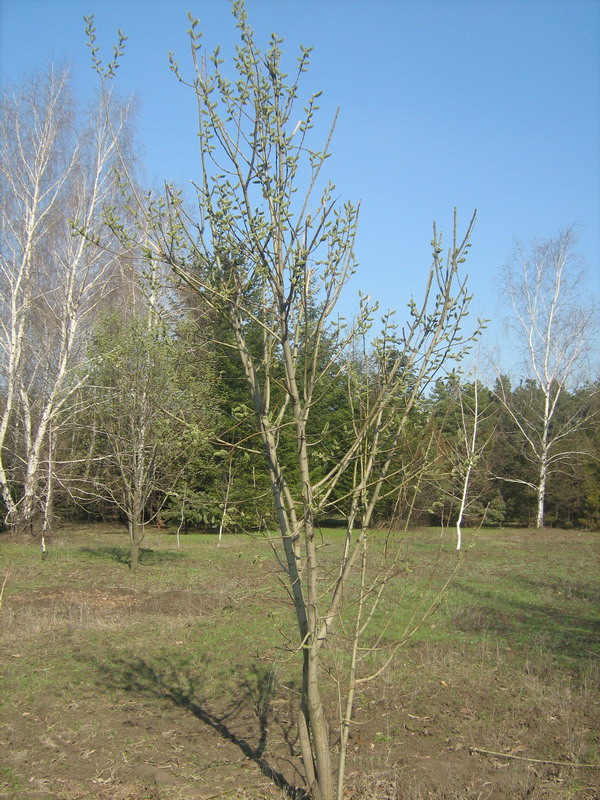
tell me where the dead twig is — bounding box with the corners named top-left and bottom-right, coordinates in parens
top-left (200, 787), bottom-right (272, 800)
top-left (470, 746), bottom-right (600, 769)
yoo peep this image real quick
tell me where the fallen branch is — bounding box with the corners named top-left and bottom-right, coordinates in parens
top-left (470, 746), bottom-right (600, 769)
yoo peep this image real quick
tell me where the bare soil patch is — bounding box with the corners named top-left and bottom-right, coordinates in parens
top-left (7, 586), bottom-right (209, 617)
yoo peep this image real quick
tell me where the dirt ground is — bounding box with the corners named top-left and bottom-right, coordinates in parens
top-left (1, 528), bottom-right (599, 800)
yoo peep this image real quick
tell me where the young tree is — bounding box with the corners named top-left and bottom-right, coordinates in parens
top-left (432, 377), bottom-right (499, 548)
top-left (68, 309), bottom-right (215, 570)
top-left (89, 4), bottom-right (481, 795)
top-left (497, 229), bottom-right (597, 528)
top-left (0, 67), bottom-right (131, 536)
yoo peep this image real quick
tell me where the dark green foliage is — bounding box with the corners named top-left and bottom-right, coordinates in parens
top-left (492, 378), bottom-right (599, 528)
top-left (415, 375), bottom-right (600, 530)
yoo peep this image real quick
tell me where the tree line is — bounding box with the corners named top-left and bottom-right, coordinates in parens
top-left (0, 68), bottom-right (597, 549)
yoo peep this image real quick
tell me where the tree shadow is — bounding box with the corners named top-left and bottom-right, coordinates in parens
top-left (78, 546), bottom-right (187, 566)
top-left (94, 652), bottom-right (308, 798)
top-left (453, 577), bottom-right (600, 662)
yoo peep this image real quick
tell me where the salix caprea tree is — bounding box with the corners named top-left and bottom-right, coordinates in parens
top-left (0, 67), bottom-right (131, 537)
top-left (497, 228), bottom-right (597, 528)
top-left (89, 4), bottom-right (481, 796)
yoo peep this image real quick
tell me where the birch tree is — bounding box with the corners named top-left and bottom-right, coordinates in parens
top-left (497, 228), bottom-right (597, 528)
top-left (445, 379), bottom-right (495, 549)
top-left (88, 4), bottom-right (482, 795)
top-left (0, 67), bottom-right (130, 535)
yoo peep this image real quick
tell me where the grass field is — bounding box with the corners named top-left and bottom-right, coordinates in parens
top-left (0, 524), bottom-right (599, 799)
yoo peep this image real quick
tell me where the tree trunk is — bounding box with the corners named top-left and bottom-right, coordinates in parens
top-left (302, 649), bottom-right (333, 800)
top-left (129, 500), bottom-right (144, 571)
top-left (536, 459), bottom-right (547, 529)
top-left (42, 422), bottom-right (57, 535)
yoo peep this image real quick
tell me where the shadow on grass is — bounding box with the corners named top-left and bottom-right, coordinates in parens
top-left (78, 546), bottom-right (187, 566)
top-left (94, 653), bottom-right (307, 799)
top-left (453, 576), bottom-right (600, 662)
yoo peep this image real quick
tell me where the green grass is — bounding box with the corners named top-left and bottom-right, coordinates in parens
top-left (1, 524), bottom-right (599, 799)
top-left (0, 765), bottom-right (22, 792)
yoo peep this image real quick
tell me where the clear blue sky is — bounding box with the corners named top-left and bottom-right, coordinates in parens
top-left (1, 0), bottom-right (599, 364)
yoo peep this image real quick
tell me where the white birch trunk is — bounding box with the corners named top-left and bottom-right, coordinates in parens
top-left (0, 69), bottom-right (127, 530)
top-left (455, 381), bottom-right (480, 550)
